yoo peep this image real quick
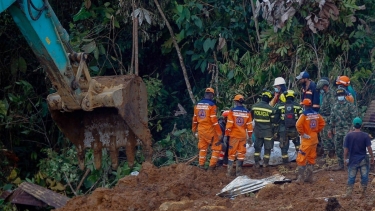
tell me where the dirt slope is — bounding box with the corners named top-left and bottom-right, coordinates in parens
top-left (56, 162), bottom-right (375, 211)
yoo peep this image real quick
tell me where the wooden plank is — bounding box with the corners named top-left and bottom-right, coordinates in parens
top-left (19, 182), bottom-right (69, 208)
top-left (7, 188), bottom-right (45, 207)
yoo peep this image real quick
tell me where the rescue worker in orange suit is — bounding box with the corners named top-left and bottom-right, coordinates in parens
top-left (295, 99), bottom-right (325, 184)
top-left (296, 71), bottom-right (320, 112)
top-left (335, 75), bottom-right (356, 105)
top-left (224, 95), bottom-right (253, 176)
top-left (217, 110), bottom-right (229, 167)
top-left (251, 90), bottom-right (275, 169)
top-left (192, 87), bottom-right (223, 171)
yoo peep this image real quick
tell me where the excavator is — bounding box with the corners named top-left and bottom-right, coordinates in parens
top-left (0, 0), bottom-right (153, 170)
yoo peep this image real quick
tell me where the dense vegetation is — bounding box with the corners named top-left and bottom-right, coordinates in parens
top-left (1, 0), bottom-right (375, 208)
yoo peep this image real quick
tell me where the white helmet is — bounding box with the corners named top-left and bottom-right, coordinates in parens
top-left (273, 77), bottom-right (286, 86)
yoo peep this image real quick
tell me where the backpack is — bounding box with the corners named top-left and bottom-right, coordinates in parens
top-left (284, 102), bottom-right (296, 128)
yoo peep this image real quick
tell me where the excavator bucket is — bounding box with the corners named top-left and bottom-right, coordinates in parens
top-left (47, 75), bottom-right (153, 170)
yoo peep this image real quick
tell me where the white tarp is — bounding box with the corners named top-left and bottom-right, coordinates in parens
top-left (244, 140), bottom-right (297, 166)
top-left (370, 139), bottom-right (375, 155)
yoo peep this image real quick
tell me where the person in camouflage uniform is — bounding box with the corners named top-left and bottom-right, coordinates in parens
top-left (274, 90), bottom-right (302, 165)
top-left (328, 87), bottom-right (357, 171)
top-left (316, 78), bottom-right (336, 162)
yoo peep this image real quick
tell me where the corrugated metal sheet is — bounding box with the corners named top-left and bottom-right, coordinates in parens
top-left (217, 174), bottom-right (287, 198)
top-left (18, 182), bottom-right (69, 208)
top-left (363, 100), bottom-right (375, 128)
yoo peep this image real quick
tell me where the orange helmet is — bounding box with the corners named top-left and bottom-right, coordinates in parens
top-left (300, 98), bottom-right (312, 106)
top-left (336, 76), bottom-right (350, 87)
top-left (222, 110), bottom-right (230, 117)
top-left (205, 87), bottom-right (215, 94)
top-left (233, 94), bottom-right (245, 102)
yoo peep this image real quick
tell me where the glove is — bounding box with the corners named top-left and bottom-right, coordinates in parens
top-left (247, 138), bottom-right (253, 146)
top-left (302, 134), bottom-right (311, 139)
top-left (194, 132), bottom-right (198, 139)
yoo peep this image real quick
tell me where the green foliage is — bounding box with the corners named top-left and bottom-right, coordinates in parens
top-left (153, 129), bottom-right (198, 167)
top-left (37, 146), bottom-right (142, 195)
top-left (0, 199), bottom-right (17, 211)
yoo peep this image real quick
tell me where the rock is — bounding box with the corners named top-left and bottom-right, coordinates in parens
top-left (199, 205), bottom-right (226, 210)
top-left (159, 200), bottom-right (194, 211)
top-left (371, 178), bottom-right (375, 186)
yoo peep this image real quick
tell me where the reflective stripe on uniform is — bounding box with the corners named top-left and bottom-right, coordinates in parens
top-left (255, 119), bottom-right (270, 123)
top-left (253, 107), bottom-right (273, 113)
top-left (227, 120), bottom-right (234, 123)
top-left (264, 155), bottom-right (270, 158)
top-left (282, 155), bottom-right (289, 158)
top-left (264, 137), bottom-right (272, 140)
top-left (210, 115), bottom-right (216, 117)
top-left (254, 153), bottom-right (260, 156)
top-left (200, 150), bottom-right (206, 152)
top-left (313, 105), bottom-right (320, 108)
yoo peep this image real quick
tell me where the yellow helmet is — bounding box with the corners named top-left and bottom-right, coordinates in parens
top-left (284, 90), bottom-right (296, 98)
top-left (261, 91), bottom-right (273, 99)
top-left (233, 94), bottom-right (245, 102)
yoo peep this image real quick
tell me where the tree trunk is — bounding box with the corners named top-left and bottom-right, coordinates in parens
top-left (135, 17), bottom-right (139, 76)
top-left (250, 0), bottom-right (261, 43)
top-left (132, 1), bottom-right (139, 76)
top-left (153, 0), bottom-right (196, 105)
top-left (130, 1), bottom-right (135, 74)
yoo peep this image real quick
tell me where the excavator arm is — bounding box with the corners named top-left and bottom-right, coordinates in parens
top-left (1, 0), bottom-right (153, 170)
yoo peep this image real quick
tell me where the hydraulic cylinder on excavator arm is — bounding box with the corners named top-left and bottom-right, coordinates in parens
top-left (1, 0), bottom-right (153, 170)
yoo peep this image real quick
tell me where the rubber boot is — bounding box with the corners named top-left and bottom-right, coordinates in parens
top-left (236, 160), bottom-right (244, 176)
top-left (254, 161), bottom-right (260, 169)
top-left (282, 157), bottom-right (290, 167)
top-left (304, 164), bottom-right (314, 183)
top-left (328, 150), bottom-right (335, 158)
top-left (207, 166), bottom-right (215, 172)
top-left (226, 160), bottom-right (234, 177)
top-left (342, 185), bottom-right (353, 199)
top-left (198, 165), bottom-right (206, 170)
top-left (263, 157), bottom-right (270, 167)
top-left (360, 185), bottom-right (367, 199)
top-left (318, 151), bottom-right (328, 165)
top-left (216, 159), bottom-right (223, 167)
top-left (295, 166), bottom-right (306, 185)
top-left (331, 164), bottom-right (344, 171)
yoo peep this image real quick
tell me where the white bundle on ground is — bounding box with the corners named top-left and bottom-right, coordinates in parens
top-left (243, 140), bottom-right (297, 166)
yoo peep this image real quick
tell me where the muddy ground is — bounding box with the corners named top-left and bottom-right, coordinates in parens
top-left (56, 160), bottom-right (375, 211)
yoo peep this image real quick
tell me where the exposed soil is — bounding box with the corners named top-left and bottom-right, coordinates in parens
top-left (56, 161), bottom-right (375, 211)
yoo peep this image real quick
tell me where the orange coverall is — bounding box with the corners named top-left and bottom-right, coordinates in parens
top-left (296, 108), bottom-right (325, 166)
top-left (192, 99), bottom-right (222, 167)
top-left (225, 106), bottom-right (253, 162)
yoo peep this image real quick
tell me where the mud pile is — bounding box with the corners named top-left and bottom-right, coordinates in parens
top-left (56, 162), bottom-right (375, 211)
